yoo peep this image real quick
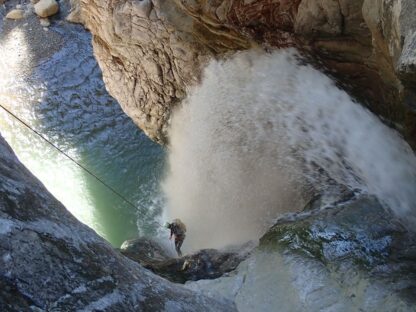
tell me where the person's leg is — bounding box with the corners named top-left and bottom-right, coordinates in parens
top-left (175, 237), bottom-right (183, 257)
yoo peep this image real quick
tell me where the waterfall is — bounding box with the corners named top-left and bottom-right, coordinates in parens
top-left (163, 49), bottom-right (416, 250)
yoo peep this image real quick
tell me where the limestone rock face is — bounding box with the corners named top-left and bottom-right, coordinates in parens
top-left (362, 0), bottom-right (416, 114)
top-left (76, 1), bottom-right (224, 143)
top-left (0, 135), bottom-right (235, 311)
top-left (65, 0), bottom-right (82, 24)
top-left (34, 0), bottom-right (59, 18)
top-left (76, 0), bottom-right (416, 146)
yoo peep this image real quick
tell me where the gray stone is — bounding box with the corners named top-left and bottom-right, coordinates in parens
top-left (39, 17), bottom-right (50, 27)
top-left (34, 0), bottom-right (59, 18)
top-left (261, 195), bottom-right (416, 276)
top-left (120, 237), bottom-right (171, 264)
top-left (120, 237), bottom-right (252, 284)
top-left (0, 134), bottom-right (236, 311)
top-left (186, 194), bottom-right (416, 311)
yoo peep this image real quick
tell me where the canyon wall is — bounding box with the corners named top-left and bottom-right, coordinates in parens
top-left (0, 134), bottom-right (234, 311)
top-left (74, 0), bottom-right (416, 145)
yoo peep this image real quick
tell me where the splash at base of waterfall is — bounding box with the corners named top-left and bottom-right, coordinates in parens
top-left (163, 49), bottom-right (416, 251)
top-left (186, 194), bottom-right (416, 312)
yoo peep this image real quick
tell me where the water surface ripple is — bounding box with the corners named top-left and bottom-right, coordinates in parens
top-left (0, 4), bottom-right (164, 247)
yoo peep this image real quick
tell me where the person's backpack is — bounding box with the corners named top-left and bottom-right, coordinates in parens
top-left (173, 218), bottom-right (186, 235)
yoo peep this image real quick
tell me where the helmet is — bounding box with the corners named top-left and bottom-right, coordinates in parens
top-left (163, 222), bottom-right (170, 228)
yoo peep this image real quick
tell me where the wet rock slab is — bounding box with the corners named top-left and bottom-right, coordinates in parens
top-left (120, 238), bottom-right (252, 284)
top-left (120, 237), bottom-right (171, 265)
top-left (262, 195), bottom-right (416, 266)
top-left (187, 194), bottom-right (416, 311)
top-left (261, 194), bottom-right (416, 302)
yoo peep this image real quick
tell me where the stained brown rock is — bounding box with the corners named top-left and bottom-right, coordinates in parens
top-left (76, 0), bottom-right (416, 146)
top-left (5, 9), bottom-right (24, 19)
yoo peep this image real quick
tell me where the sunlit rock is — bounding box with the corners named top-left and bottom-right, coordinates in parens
top-left (39, 17), bottom-right (50, 27)
top-left (74, 0), bottom-right (249, 143)
top-left (5, 9), bottom-right (24, 20)
top-left (66, 0), bottom-right (82, 24)
top-left (34, 0), bottom-right (59, 18)
top-left (73, 0), bottom-right (416, 146)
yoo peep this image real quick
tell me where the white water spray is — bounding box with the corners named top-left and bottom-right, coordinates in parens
top-left (163, 50), bottom-right (416, 251)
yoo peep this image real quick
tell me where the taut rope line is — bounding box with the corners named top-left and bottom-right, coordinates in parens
top-left (0, 103), bottom-right (144, 213)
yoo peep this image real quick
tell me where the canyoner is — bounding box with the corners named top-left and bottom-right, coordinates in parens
top-left (165, 219), bottom-right (187, 257)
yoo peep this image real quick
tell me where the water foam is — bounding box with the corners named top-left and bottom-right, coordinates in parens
top-left (163, 49), bottom-right (416, 250)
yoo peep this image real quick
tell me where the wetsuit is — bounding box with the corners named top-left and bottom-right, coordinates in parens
top-left (169, 222), bottom-right (186, 257)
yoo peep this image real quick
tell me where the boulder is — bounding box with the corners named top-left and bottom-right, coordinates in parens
top-left (187, 195), bottom-right (416, 311)
top-left (261, 195), bottom-right (416, 273)
top-left (5, 9), bottom-right (24, 20)
top-left (39, 17), bottom-right (50, 27)
top-left (120, 238), bottom-right (252, 284)
top-left (120, 237), bottom-right (171, 265)
top-left (34, 0), bottom-right (59, 18)
top-left (146, 249), bottom-right (250, 284)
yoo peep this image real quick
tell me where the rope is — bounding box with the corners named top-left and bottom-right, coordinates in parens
top-left (0, 103), bottom-right (148, 215)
